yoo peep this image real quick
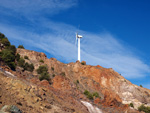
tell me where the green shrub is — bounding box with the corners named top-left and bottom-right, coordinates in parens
top-left (37, 65), bottom-right (48, 74)
top-left (0, 33), bottom-right (22, 71)
top-left (24, 56), bottom-right (29, 59)
top-left (51, 67), bottom-right (54, 71)
top-left (0, 32), bottom-right (5, 39)
top-left (1, 38), bottom-right (10, 47)
top-left (87, 93), bottom-right (93, 100)
top-left (24, 62), bottom-right (29, 70)
top-left (1, 49), bottom-right (15, 63)
top-left (93, 92), bottom-right (100, 98)
top-left (84, 90), bottom-right (90, 95)
top-left (28, 63), bottom-right (34, 72)
top-left (8, 45), bottom-right (16, 54)
top-left (0, 36), bottom-right (16, 70)
top-left (7, 62), bottom-right (16, 71)
top-left (24, 63), bottom-right (34, 72)
top-left (129, 103), bottom-right (134, 108)
top-left (138, 104), bottom-right (150, 113)
top-left (84, 90), bottom-right (93, 99)
top-left (52, 74), bottom-right (55, 77)
top-left (18, 45), bottom-right (24, 49)
top-left (140, 85), bottom-right (143, 87)
top-left (60, 72), bottom-right (65, 76)
top-left (76, 80), bottom-right (79, 84)
top-left (40, 59), bottom-right (44, 63)
top-left (0, 49), bottom-right (16, 70)
top-left (17, 57), bottom-right (34, 72)
top-left (37, 65), bottom-right (50, 81)
top-left (18, 58), bottom-right (25, 67)
top-left (84, 90), bottom-right (101, 100)
top-left (84, 90), bottom-right (93, 100)
top-left (39, 72), bottom-right (50, 81)
top-left (81, 61), bottom-right (86, 65)
top-left (16, 53), bottom-right (20, 61)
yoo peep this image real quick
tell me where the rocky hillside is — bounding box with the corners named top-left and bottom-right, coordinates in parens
top-left (0, 47), bottom-right (150, 113)
top-left (0, 32), bottom-right (150, 113)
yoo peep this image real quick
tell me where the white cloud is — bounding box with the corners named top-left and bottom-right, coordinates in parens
top-left (0, 0), bottom-right (149, 80)
top-left (0, 21), bottom-right (149, 79)
top-left (0, 0), bottom-right (77, 16)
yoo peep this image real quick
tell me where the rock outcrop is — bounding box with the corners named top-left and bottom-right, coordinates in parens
top-left (0, 105), bottom-right (22, 113)
top-left (0, 48), bottom-right (149, 113)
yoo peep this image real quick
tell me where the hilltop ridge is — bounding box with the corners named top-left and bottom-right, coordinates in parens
top-left (0, 32), bottom-right (150, 113)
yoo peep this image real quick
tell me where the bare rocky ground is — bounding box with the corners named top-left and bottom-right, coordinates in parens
top-left (0, 48), bottom-right (149, 113)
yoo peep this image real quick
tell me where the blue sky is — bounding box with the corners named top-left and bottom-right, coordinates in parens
top-left (0, 0), bottom-right (150, 89)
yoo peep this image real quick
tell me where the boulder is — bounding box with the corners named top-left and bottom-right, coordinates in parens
top-left (0, 105), bottom-right (22, 113)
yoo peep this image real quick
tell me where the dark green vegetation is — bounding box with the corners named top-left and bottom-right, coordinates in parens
top-left (24, 56), bottom-right (29, 59)
top-left (18, 58), bottom-right (25, 67)
top-left (37, 65), bottom-right (48, 74)
top-left (1, 38), bottom-right (10, 47)
top-left (84, 90), bottom-right (101, 100)
top-left (129, 103), bottom-right (134, 108)
top-left (51, 67), bottom-right (54, 71)
top-left (140, 85), bottom-right (143, 87)
top-left (0, 33), bottom-right (16, 70)
top-left (0, 49), bottom-right (16, 70)
top-left (52, 74), bottom-right (55, 77)
top-left (138, 104), bottom-right (150, 113)
top-left (39, 59), bottom-right (44, 63)
top-left (93, 92), bottom-right (100, 98)
top-left (60, 72), bottom-right (65, 76)
top-left (76, 80), bottom-right (79, 84)
top-left (84, 90), bottom-right (93, 100)
top-left (16, 53), bottom-right (20, 61)
top-left (0, 32), bottom-right (34, 72)
top-left (81, 61), bottom-right (86, 65)
top-left (37, 65), bottom-right (50, 81)
top-left (18, 57), bottom-right (34, 72)
top-left (18, 45), bottom-right (24, 49)
top-left (24, 63), bottom-right (34, 72)
top-left (0, 32), bottom-right (5, 39)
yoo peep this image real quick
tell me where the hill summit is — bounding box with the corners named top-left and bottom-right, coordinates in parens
top-left (0, 32), bottom-right (150, 113)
